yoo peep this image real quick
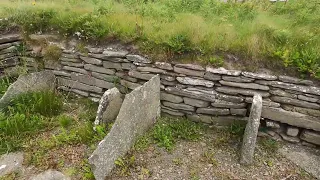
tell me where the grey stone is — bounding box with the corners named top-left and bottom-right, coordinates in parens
top-left (116, 72), bottom-right (138, 82)
top-left (30, 169), bottom-right (70, 180)
top-left (0, 46), bottom-right (17, 55)
top-left (161, 106), bottom-right (185, 116)
top-left (256, 80), bottom-right (320, 96)
top-left (271, 96), bottom-right (320, 110)
top-left (176, 77), bottom-right (214, 87)
top-left (161, 75), bottom-right (175, 82)
top-left (187, 114), bottom-right (247, 126)
top-left (155, 62), bottom-right (173, 70)
top-left (160, 79), bottom-right (177, 86)
top-left (0, 43), bottom-right (15, 51)
top-left (0, 34), bottom-right (21, 44)
top-left (206, 67), bottom-right (241, 76)
top-left (222, 75), bottom-right (254, 83)
top-left (160, 92), bottom-right (183, 103)
top-left (162, 101), bottom-right (195, 111)
top-left (61, 61), bottom-right (84, 67)
top-left (183, 97), bottom-right (210, 107)
top-left (87, 47), bottom-right (103, 54)
top-left (270, 89), bottom-right (297, 98)
top-left (89, 53), bottom-right (129, 62)
top-left (175, 64), bottom-right (205, 71)
top-left (220, 80), bottom-right (269, 91)
top-left (0, 57), bottom-right (19, 68)
top-left (71, 73), bottom-right (115, 89)
top-left (0, 53), bottom-right (15, 60)
top-left (121, 63), bottom-right (136, 70)
top-left (61, 53), bottom-right (78, 59)
top-left (80, 56), bottom-right (102, 65)
top-left (90, 97), bottom-right (101, 103)
top-left (92, 72), bottom-right (116, 82)
top-left (63, 66), bottom-right (87, 74)
top-left (246, 98), bottom-right (280, 108)
top-left (120, 80), bottom-right (141, 90)
top-left (266, 120), bottom-right (281, 129)
top-left (94, 88), bottom-right (123, 127)
top-left (242, 72), bottom-right (277, 80)
top-left (0, 71), bottom-right (55, 109)
top-left (60, 57), bottom-right (81, 63)
top-left (128, 70), bottom-right (154, 80)
top-left (261, 107), bottom-right (320, 131)
top-left (230, 108), bottom-right (247, 116)
top-left (300, 130), bottom-right (320, 146)
top-left (196, 108), bottom-right (229, 115)
top-left (204, 72), bottom-right (221, 81)
top-left (0, 152), bottom-right (23, 177)
top-left (84, 64), bottom-right (115, 75)
top-left (211, 99), bottom-right (246, 108)
top-left (102, 50), bottom-right (128, 57)
top-left (44, 60), bottom-right (62, 70)
top-left (282, 105), bottom-right (320, 117)
top-left (173, 67), bottom-right (204, 77)
top-left (137, 67), bottom-right (166, 74)
top-left (279, 75), bottom-right (313, 86)
top-left (53, 70), bottom-right (71, 77)
top-left (126, 54), bottom-right (151, 63)
top-left (57, 78), bottom-right (102, 94)
top-left (298, 95), bottom-right (318, 103)
top-left (280, 133), bottom-right (300, 143)
top-left (301, 141), bottom-right (317, 148)
top-left (90, 93), bottom-right (103, 98)
top-left (103, 61), bottom-right (122, 70)
top-left (286, 126), bottom-right (299, 137)
top-left (89, 75), bottom-right (160, 179)
top-left (240, 94), bottom-right (262, 165)
top-left (72, 89), bottom-right (89, 97)
top-left (216, 86), bottom-right (270, 97)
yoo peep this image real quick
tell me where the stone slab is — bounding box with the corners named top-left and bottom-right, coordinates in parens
top-left (216, 86), bottom-right (270, 97)
top-left (160, 92), bottom-right (183, 103)
top-left (271, 96), bottom-right (320, 110)
top-left (241, 72), bottom-right (277, 80)
top-left (206, 67), bottom-right (241, 76)
top-left (220, 80), bottom-right (269, 91)
top-left (173, 67), bottom-right (204, 77)
top-left (300, 130), bottom-right (320, 146)
top-left (84, 64), bottom-right (115, 75)
top-left (183, 97), bottom-right (210, 107)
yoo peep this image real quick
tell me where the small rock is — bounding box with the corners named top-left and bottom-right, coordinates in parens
top-left (280, 133), bottom-right (300, 143)
top-left (286, 126), bottom-right (299, 137)
top-left (30, 169), bottom-right (70, 180)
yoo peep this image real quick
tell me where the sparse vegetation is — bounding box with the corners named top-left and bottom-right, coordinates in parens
top-left (0, 0), bottom-right (319, 79)
top-left (43, 44), bottom-right (62, 61)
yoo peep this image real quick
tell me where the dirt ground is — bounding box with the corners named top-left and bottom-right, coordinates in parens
top-left (109, 127), bottom-right (317, 180)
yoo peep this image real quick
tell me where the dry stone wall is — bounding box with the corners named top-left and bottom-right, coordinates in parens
top-left (1, 35), bottom-right (320, 147)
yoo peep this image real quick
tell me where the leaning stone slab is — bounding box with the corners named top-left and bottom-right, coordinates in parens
top-left (300, 130), bottom-right (320, 146)
top-left (206, 67), bottom-right (241, 76)
top-left (220, 80), bottom-right (269, 91)
top-left (177, 77), bottom-right (214, 87)
top-left (240, 94), bottom-right (262, 165)
top-left (270, 96), bottom-right (320, 110)
top-left (241, 72), bottom-right (277, 80)
top-left (173, 67), bottom-right (204, 77)
top-left (216, 86), bottom-right (270, 97)
top-left (0, 71), bottom-right (55, 109)
top-left (30, 169), bottom-right (70, 180)
top-left (279, 75), bottom-right (313, 86)
top-left (0, 152), bottom-right (23, 177)
top-left (94, 88), bottom-right (123, 127)
top-left (261, 107), bottom-right (320, 131)
top-left (89, 75), bottom-right (160, 180)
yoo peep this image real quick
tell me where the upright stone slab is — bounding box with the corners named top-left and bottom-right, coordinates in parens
top-left (89, 75), bottom-right (160, 180)
top-left (240, 94), bottom-right (262, 165)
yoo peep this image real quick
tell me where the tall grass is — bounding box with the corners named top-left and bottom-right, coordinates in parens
top-left (0, 0), bottom-right (319, 78)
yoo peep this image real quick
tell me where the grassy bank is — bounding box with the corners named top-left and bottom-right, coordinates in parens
top-left (0, 0), bottom-right (319, 79)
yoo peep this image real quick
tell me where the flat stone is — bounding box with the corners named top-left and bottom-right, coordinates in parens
top-left (270, 89), bottom-right (297, 98)
top-left (216, 86), bottom-right (270, 97)
top-left (61, 61), bottom-right (84, 67)
top-left (120, 80), bottom-right (141, 90)
top-left (87, 47), bottom-right (103, 54)
top-left (89, 75), bottom-right (160, 179)
top-left (0, 53), bottom-right (15, 60)
top-left (261, 107), bottom-right (320, 131)
top-left (256, 80), bottom-right (320, 96)
top-left (286, 126), bottom-right (299, 137)
top-left (60, 57), bottom-right (81, 63)
top-left (266, 120), bottom-right (281, 128)
top-left (242, 72), bottom-right (277, 80)
top-left (162, 101), bottom-right (195, 111)
top-left (102, 50), bottom-right (128, 57)
top-left (230, 108), bottom-right (247, 116)
top-left (44, 60), bottom-right (62, 70)
top-left (280, 133), bottom-right (300, 143)
top-left (301, 141), bottom-right (317, 148)
top-left (176, 77), bottom-right (214, 87)
top-left (30, 169), bottom-right (70, 180)
top-left (115, 72), bottom-right (138, 82)
top-left (183, 97), bottom-right (210, 107)
top-left (137, 67), bottom-right (166, 74)
top-left (300, 130), bottom-right (320, 145)
top-left (121, 63), bottom-right (136, 70)
top-left (94, 88), bottom-right (123, 127)
top-left (88, 53), bottom-right (128, 62)
top-left (161, 108), bottom-right (185, 116)
top-left (0, 57), bottom-right (19, 68)
top-left (161, 79), bottom-right (177, 86)
top-left (175, 64), bottom-right (205, 71)
top-left (0, 71), bottom-right (55, 109)
top-left (57, 78), bottom-right (102, 93)
top-left (282, 105), bottom-right (320, 117)
top-left (155, 62), bottom-right (173, 70)
top-left (72, 89), bottom-right (89, 97)
top-left (0, 34), bottom-right (21, 44)
top-left (161, 75), bottom-right (175, 82)
top-left (0, 43), bottom-right (17, 51)
top-left (92, 72), bottom-right (116, 82)
top-left (220, 80), bottom-right (269, 90)
top-left (0, 152), bottom-right (23, 177)
top-left (271, 96), bottom-right (320, 110)
top-left (160, 92), bottom-right (183, 103)
top-left (222, 75), bottom-right (254, 83)
top-left (240, 94), bottom-right (262, 165)
top-left (80, 56), bottom-right (102, 65)
top-left (61, 53), bottom-right (78, 59)
top-left (128, 70), bottom-right (154, 80)
top-left (126, 54), bottom-right (151, 64)
top-left (53, 70), bottom-right (71, 77)
top-left (103, 61), bottom-right (122, 70)
top-left (63, 66), bottom-right (87, 74)
top-left (71, 73), bottom-right (115, 89)
top-left (246, 97), bottom-right (281, 108)
top-left (204, 72), bottom-right (221, 81)
top-left (173, 67), bottom-right (204, 77)
top-left (298, 95), bottom-right (319, 103)
top-left (206, 67), bottom-right (241, 76)
top-left (0, 46), bottom-right (17, 55)
top-left (196, 108), bottom-right (229, 115)
top-left (279, 76), bottom-right (313, 86)
top-left (84, 64), bottom-right (115, 75)
top-left (211, 99), bottom-right (246, 108)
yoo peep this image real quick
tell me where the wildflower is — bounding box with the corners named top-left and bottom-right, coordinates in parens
top-left (32, 1), bottom-right (36, 6)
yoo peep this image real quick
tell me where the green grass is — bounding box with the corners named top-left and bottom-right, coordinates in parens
top-left (0, 0), bottom-right (319, 79)
top-left (0, 77), bottom-right (16, 98)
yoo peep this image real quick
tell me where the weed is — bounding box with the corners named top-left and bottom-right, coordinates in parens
top-left (172, 157), bottom-right (182, 166)
top-left (0, 76), bottom-right (16, 97)
top-left (114, 155), bottom-right (136, 176)
top-left (58, 114), bottom-right (74, 128)
top-left (43, 45), bottom-right (62, 61)
top-left (208, 56), bottom-right (224, 67)
top-left (258, 137), bottom-right (280, 154)
top-left (202, 150), bottom-right (218, 166)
